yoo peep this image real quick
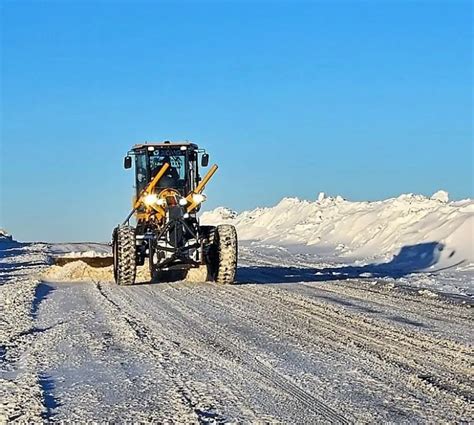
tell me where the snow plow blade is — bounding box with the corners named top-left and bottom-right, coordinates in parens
top-left (52, 256), bottom-right (114, 267)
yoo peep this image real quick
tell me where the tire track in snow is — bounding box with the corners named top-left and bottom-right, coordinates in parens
top-left (152, 284), bottom-right (350, 424)
top-left (226, 285), bottom-right (474, 410)
top-left (169, 282), bottom-right (465, 421)
top-left (277, 284), bottom-right (473, 365)
top-left (308, 281), bottom-right (473, 323)
top-left (102, 277), bottom-right (472, 422)
top-left (93, 281), bottom-right (259, 423)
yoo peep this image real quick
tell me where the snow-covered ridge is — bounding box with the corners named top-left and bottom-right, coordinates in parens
top-left (0, 228), bottom-right (13, 241)
top-left (201, 191), bottom-right (474, 268)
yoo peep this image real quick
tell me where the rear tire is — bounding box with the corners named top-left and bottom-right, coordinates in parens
top-left (211, 224), bottom-right (238, 284)
top-left (112, 225), bottom-right (137, 285)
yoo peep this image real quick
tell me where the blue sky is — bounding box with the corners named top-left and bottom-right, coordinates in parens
top-left (1, 0), bottom-right (472, 242)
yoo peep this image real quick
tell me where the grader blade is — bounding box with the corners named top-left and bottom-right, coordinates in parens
top-left (52, 255), bottom-right (114, 267)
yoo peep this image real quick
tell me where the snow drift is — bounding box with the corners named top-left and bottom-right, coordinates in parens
top-left (201, 191), bottom-right (474, 271)
top-left (0, 228), bottom-right (13, 242)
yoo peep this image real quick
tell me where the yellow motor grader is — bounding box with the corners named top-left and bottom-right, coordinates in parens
top-left (112, 141), bottom-right (238, 285)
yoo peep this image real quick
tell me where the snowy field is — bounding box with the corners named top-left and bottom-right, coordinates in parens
top-left (0, 193), bottom-right (473, 422)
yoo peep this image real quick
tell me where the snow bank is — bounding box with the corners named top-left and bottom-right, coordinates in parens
top-left (58, 250), bottom-right (112, 258)
top-left (201, 191), bottom-right (474, 269)
top-left (0, 228), bottom-right (13, 242)
top-left (0, 243), bottom-right (49, 422)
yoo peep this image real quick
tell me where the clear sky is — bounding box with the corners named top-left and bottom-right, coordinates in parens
top-left (1, 0), bottom-right (472, 242)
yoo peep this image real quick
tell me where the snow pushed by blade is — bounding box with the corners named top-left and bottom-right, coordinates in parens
top-left (201, 191), bottom-right (474, 270)
top-left (43, 261), bottom-right (115, 282)
top-left (43, 261), bottom-right (152, 283)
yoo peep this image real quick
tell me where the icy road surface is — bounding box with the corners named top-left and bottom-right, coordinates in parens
top-left (1, 242), bottom-right (473, 423)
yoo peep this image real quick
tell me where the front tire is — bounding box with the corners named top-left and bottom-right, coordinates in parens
top-left (112, 225), bottom-right (137, 285)
top-left (210, 224), bottom-right (238, 284)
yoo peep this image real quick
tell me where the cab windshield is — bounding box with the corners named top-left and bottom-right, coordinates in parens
top-left (135, 148), bottom-right (188, 194)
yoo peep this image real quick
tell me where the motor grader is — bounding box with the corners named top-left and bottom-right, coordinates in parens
top-left (112, 141), bottom-right (238, 285)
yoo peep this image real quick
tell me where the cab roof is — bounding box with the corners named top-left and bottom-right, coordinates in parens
top-left (132, 141), bottom-right (198, 150)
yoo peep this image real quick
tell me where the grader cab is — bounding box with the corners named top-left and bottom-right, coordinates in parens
top-left (112, 141), bottom-right (238, 285)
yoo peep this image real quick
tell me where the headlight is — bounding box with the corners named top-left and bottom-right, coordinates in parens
top-left (192, 193), bottom-right (206, 204)
top-left (144, 194), bottom-right (158, 206)
top-left (179, 197), bottom-right (188, 206)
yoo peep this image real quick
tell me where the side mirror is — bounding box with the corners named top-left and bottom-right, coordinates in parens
top-left (124, 156), bottom-right (132, 169)
top-left (201, 153), bottom-right (209, 167)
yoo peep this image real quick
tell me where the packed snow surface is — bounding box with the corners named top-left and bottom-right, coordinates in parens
top-left (201, 191), bottom-right (474, 270)
top-left (1, 241), bottom-right (473, 422)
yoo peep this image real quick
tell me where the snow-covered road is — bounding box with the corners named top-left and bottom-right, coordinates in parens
top-left (1, 242), bottom-right (473, 422)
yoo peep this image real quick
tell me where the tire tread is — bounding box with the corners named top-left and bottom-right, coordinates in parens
top-left (215, 224), bottom-right (238, 284)
top-left (114, 225), bottom-right (136, 285)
